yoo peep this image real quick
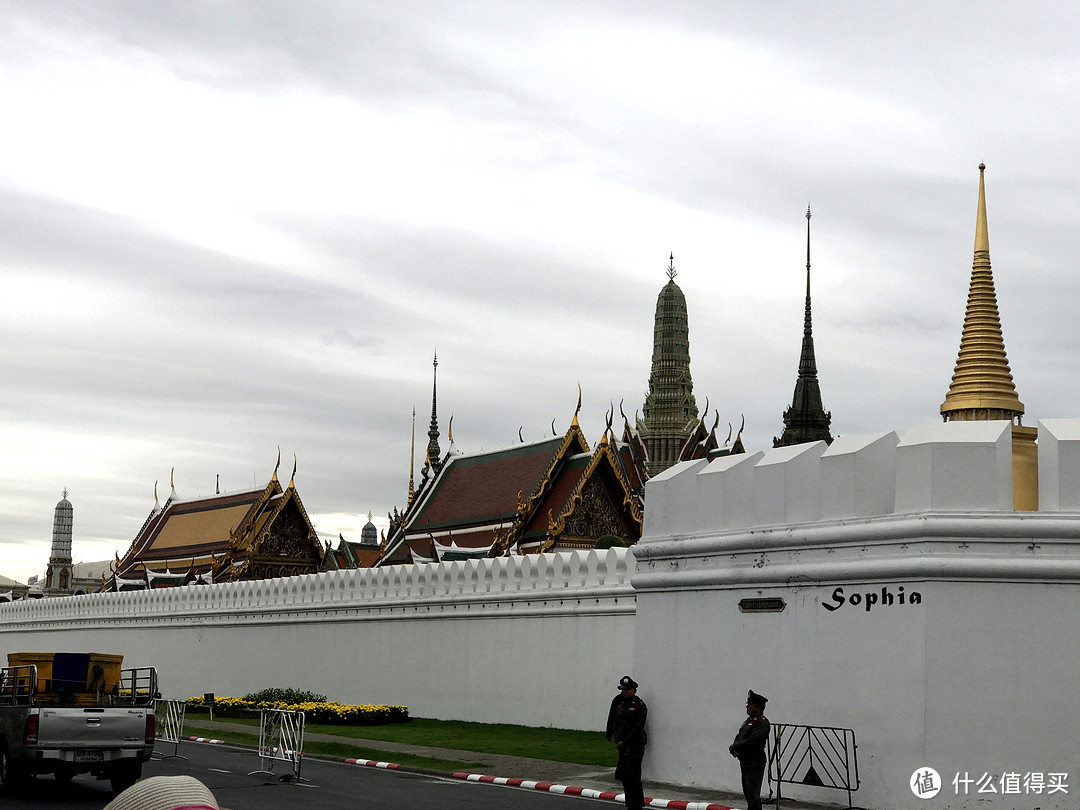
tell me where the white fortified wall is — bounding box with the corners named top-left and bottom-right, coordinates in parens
top-left (0, 548), bottom-right (635, 731)
top-left (635, 420), bottom-right (1080, 810)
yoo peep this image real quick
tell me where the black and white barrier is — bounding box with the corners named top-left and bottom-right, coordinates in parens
top-left (248, 708), bottom-right (306, 782)
top-left (153, 699), bottom-right (189, 760)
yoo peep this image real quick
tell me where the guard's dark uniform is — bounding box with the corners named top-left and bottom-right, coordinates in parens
top-left (606, 677), bottom-right (648, 810)
top-left (730, 690), bottom-right (770, 810)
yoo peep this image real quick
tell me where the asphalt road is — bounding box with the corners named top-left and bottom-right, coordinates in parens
top-left (2, 740), bottom-right (614, 810)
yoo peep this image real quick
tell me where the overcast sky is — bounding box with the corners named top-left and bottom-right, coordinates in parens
top-left (3, 1), bottom-right (1080, 584)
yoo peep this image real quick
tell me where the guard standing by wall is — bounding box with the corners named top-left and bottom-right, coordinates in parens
top-left (606, 675), bottom-right (648, 810)
top-left (729, 689), bottom-right (770, 810)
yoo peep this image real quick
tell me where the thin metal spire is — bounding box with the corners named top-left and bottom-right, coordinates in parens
top-left (801, 205), bottom-right (816, 377)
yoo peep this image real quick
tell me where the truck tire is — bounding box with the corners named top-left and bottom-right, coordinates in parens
top-left (0, 743), bottom-right (26, 793)
top-left (109, 761), bottom-right (141, 794)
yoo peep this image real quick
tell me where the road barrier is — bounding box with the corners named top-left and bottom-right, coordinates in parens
top-left (153, 699), bottom-right (188, 759)
top-left (248, 708), bottom-right (306, 782)
top-left (770, 723), bottom-right (859, 808)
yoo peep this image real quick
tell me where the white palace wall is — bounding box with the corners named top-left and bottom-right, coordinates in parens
top-left (8, 419), bottom-right (1080, 806)
top-left (634, 419), bottom-right (1080, 810)
top-left (0, 549), bottom-right (635, 731)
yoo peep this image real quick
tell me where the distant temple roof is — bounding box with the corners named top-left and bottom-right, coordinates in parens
top-left (106, 461), bottom-right (325, 589)
top-left (380, 398), bottom-right (645, 564)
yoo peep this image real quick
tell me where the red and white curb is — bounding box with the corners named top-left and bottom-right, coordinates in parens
top-left (452, 774), bottom-right (733, 809)
top-left (345, 758), bottom-right (400, 770)
top-left (209, 743), bottom-right (736, 809)
top-left (185, 736), bottom-right (228, 745)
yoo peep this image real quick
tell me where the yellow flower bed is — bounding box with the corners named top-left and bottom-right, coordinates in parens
top-left (185, 695), bottom-right (408, 725)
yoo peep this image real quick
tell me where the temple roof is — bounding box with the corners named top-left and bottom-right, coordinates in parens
top-left (110, 468), bottom-right (324, 588)
top-left (380, 413), bottom-right (644, 563)
top-left (405, 434), bottom-right (577, 533)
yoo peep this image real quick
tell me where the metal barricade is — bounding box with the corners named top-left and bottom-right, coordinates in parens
top-left (248, 709), bottom-right (306, 782)
top-left (770, 723), bottom-right (859, 808)
top-left (153, 699), bottom-right (188, 760)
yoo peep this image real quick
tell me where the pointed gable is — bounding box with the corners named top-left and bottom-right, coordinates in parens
top-left (547, 436), bottom-right (643, 548)
top-left (214, 484), bottom-right (324, 582)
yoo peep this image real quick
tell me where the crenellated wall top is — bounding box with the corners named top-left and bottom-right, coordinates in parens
top-left (641, 421), bottom-right (1046, 540)
top-left (0, 548), bottom-right (634, 629)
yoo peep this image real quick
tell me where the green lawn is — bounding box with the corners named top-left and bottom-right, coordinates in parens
top-left (185, 715), bottom-right (615, 767)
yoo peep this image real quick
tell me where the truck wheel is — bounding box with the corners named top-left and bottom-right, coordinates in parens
top-left (109, 762), bottom-right (142, 794)
top-left (0, 744), bottom-right (25, 792)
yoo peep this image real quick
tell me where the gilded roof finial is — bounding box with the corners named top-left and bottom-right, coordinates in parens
top-left (448, 414), bottom-right (455, 446)
top-left (940, 163), bottom-right (1025, 421)
top-left (975, 163), bottom-right (989, 255)
top-left (170, 467), bottom-right (176, 497)
top-left (666, 252), bottom-right (676, 281)
top-left (289, 454), bottom-right (297, 488)
top-left (272, 447), bottom-right (281, 482)
top-left (407, 407), bottom-right (416, 507)
top-left (571, 383), bottom-right (582, 428)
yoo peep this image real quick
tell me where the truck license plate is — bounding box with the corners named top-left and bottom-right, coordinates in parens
top-left (74, 750), bottom-right (103, 762)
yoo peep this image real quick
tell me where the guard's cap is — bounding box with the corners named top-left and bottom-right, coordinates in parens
top-left (747, 689), bottom-right (768, 709)
top-left (618, 675), bottom-right (639, 690)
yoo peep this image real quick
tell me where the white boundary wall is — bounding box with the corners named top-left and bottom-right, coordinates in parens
top-left (634, 420), bottom-right (1080, 810)
top-left (0, 548), bottom-right (635, 730)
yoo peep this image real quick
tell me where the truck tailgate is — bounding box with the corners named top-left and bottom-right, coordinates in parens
top-left (37, 707), bottom-right (149, 749)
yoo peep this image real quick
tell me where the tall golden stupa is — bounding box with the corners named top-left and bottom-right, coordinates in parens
top-left (940, 164), bottom-right (1038, 510)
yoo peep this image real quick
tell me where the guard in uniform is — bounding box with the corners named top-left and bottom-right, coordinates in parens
top-left (605, 675), bottom-right (648, 810)
top-left (728, 689), bottom-right (770, 810)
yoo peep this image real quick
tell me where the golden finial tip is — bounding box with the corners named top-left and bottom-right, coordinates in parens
top-left (979, 163), bottom-right (985, 171)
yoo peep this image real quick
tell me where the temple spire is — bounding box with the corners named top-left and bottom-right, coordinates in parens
top-left (940, 164), bottom-right (1037, 510)
top-left (940, 164), bottom-right (1025, 422)
top-left (774, 205), bottom-right (833, 448)
top-left (423, 353), bottom-right (442, 478)
top-left (637, 254), bottom-right (698, 475)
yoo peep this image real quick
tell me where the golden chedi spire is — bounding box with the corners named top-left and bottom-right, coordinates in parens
top-left (941, 164), bottom-right (1037, 511)
top-left (940, 164), bottom-right (1025, 422)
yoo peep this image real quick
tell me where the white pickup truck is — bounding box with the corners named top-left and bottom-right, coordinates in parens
top-left (0, 653), bottom-right (156, 793)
